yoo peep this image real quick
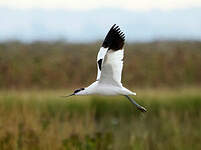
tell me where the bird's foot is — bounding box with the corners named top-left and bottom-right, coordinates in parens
top-left (137, 106), bottom-right (147, 112)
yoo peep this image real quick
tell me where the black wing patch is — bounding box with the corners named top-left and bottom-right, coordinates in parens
top-left (97, 59), bottom-right (103, 70)
top-left (102, 24), bottom-right (125, 51)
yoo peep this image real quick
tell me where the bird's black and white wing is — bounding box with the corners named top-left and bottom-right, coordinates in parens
top-left (96, 47), bottom-right (108, 80)
top-left (96, 24), bottom-right (125, 86)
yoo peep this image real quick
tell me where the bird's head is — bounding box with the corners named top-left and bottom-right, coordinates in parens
top-left (67, 87), bottom-right (86, 97)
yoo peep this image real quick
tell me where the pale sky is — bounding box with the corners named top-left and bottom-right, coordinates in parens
top-left (1, 0), bottom-right (201, 11)
top-left (1, 0), bottom-right (201, 42)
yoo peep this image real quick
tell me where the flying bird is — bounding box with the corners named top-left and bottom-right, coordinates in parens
top-left (67, 24), bottom-right (147, 112)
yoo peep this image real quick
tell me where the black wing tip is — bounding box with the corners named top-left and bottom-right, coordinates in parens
top-left (102, 24), bottom-right (125, 50)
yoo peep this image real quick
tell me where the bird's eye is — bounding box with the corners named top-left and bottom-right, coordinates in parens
top-left (74, 88), bottom-right (85, 93)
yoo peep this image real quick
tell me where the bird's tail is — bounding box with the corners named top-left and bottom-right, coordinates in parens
top-left (122, 87), bottom-right (136, 95)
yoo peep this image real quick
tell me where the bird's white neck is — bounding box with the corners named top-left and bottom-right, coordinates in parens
top-left (75, 81), bottom-right (98, 95)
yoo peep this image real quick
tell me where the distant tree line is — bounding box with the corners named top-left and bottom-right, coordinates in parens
top-left (0, 40), bottom-right (200, 89)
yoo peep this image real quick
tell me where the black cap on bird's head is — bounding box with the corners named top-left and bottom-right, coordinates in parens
top-left (66, 88), bottom-right (85, 97)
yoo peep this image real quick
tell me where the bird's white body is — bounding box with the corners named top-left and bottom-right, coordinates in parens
top-left (77, 81), bottom-right (136, 96)
top-left (77, 45), bottom-right (136, 96)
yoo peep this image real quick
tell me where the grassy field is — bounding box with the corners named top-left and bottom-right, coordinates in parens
top-left (0, 88), bottom-right (201, 150)
top-left (0, 41), bottom-right (201, 88)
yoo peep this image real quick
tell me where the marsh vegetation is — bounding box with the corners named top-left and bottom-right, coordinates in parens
top-left (0, 41), bottom-right (201, 149)
top-left (0, 88), bottom-right (201, 150)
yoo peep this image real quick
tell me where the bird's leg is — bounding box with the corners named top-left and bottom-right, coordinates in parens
top-left (124, 95), bottom-right (147, 112)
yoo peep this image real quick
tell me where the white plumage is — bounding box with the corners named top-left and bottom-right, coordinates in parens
top-left (96, 47), bottom-right (107, 81)
top-left (67, 24), bottom-right (146, 112)
top-left (99, 48), bottom-right (124, 86)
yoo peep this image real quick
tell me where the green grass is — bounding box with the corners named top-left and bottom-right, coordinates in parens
top-left (0, 88), bottom-right (201, 150)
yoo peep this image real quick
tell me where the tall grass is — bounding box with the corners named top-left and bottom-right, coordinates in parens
top-left (0, 88), bottom-right (200, 150)
top-left (0, 40), bottom-right (201, 89)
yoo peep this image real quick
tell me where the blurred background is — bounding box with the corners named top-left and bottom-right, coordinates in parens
top-left (0, 0), bottom-right (201, 150)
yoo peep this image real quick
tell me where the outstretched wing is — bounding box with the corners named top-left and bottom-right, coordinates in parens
top-left (96, 47), bottom-right (108, 80)
top-left (98, 24), bottom-right (125, 86)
